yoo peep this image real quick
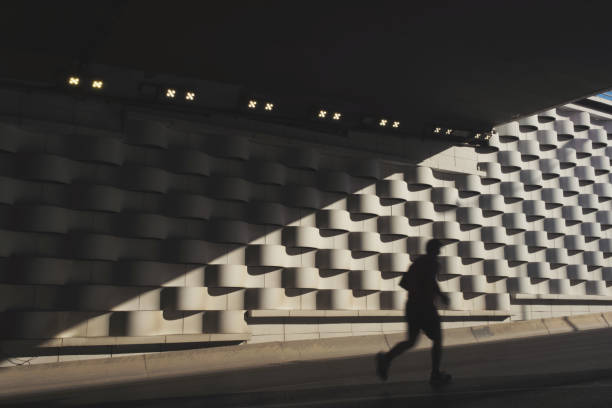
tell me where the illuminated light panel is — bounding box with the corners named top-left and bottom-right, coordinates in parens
top-left (434, 127), bottom-right (442, 134)
top-left (248, 100), bottom-right (257, 109)
top-left (475, 133), bottom-right (482, 139)
top-left (445, 128), bottom-right (453, 135)
top-left (484, 133), bottom-right (492, 140)
top-left (264, 102), bottom-right (274, 111)
top-left (332, 112), bottom-right (341, 120)
top-left (91, 80), bottom-right (103, 89)
top-left (392, 121), bottom-right (400, 128)
top-left (68, 76), bottom-right (80, 86)
top-left (379, 119), bottom-right (388, 127)
top-left (318, 110), bottom-right (327, 118)
top-left (166, 88), bottom-right (176, 98)
top-left (185, 91), bottom-right (195, 101)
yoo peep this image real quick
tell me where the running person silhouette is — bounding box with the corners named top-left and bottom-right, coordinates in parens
top-left (376, 238), bottom-right (452, 386)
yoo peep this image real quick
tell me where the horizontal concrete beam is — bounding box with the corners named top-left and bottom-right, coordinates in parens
top-left (248, 309), bottom-right (510, 318)
top-left (1, 313), bottom-right (611, 401)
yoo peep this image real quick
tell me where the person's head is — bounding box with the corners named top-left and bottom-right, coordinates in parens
top-left (426, 239), bottom-right (442, 256)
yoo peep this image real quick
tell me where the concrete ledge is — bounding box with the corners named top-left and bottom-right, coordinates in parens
top-left (0, 333), bottom-right (250, 351)
top-left (1, 313), bottom-right (610, 400)
top-left (248, 309), bottom-right (510, 318)
top-left (513, 294), bottom-right (612, 302)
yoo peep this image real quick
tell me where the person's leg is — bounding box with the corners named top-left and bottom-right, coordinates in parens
top-left (376, 312), bottom-right (421, 380)
top-left (386, 322), bottom-right (419, 362)
top-left (422, 308), bottom-right (442, 375)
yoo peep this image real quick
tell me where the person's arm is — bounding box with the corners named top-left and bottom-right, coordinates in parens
top-left (434, 280), bottom-right (449, 306)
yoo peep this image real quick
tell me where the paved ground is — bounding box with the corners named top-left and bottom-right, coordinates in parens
top-left (6, 328), bottom-right (612, 407)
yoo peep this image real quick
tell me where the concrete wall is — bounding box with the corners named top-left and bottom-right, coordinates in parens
top-left (1, 86), bottom-right (612, 364)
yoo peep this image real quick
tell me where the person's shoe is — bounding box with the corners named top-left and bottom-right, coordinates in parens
top-left (375, 352), bottom-right (389, 381)
top-left (429, 371), bottom-right (452, 387)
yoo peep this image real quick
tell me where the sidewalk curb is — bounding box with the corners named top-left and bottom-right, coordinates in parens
top-left (1, 312), bottom-right (611, 400)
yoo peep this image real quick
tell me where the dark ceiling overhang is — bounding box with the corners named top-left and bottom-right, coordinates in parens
top-left (1, 0), bottom-right (611, 134)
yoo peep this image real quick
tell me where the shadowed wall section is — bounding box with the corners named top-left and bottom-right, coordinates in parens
top-left (1, 88), bottom-right (612, 364)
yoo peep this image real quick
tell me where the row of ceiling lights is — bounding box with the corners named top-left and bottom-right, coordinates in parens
top-left (66, 75), bottom-right (490, 142)
top-left (247, 98), bottom-right (400, 129)
top-left (68, 75), bottom-right (400, 130)
top-left (68, 75), bottom-right (198, 102)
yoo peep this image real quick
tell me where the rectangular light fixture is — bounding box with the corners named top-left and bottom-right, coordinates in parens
top-left (91, 80), bottom-right (103, 89)
top-left (185, 91), bottom-right (195, 101)
top-left (166, 88), bottom-right (176, 98)
top-left (68, 76), bottom-right (80, 86)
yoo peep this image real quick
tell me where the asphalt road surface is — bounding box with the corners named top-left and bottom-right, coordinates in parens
top-left (7, 328), bottom-right (612, 408)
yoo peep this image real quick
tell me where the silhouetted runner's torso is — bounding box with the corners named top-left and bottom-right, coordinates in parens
top-left (403, 255), bottom-right (439, 307)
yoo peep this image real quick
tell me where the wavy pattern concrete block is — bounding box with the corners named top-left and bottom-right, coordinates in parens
top-left (284, 146), bottom-right (319, 170)
top-left (350, 158), bottom-right (381, 179)
top-left (495, 121), bottom-right (520, 140)
top-left (348, 194), bottom-right (380, 216)
top-left (205, 264), bottom-right (247, 288)
top-left (537, 130), bottom-right (558, 149)
top-left (165, 193), bottom-right (211, 220)
top-left (379, 252), bottom-right (411, 272)
top-left (18, 153), bottom-right (73, 184)
top-left (431, 187), bottom-right (458, 207)
top-left (588, 128), bottom-right (608, 148)
top-left (118, 213), bottom-right (168, 239)
top-left (518, 115), bottom-right (539, 131)
top-left (406, 201), bottom-right (435, 221)
top-left (125, 119), bottom-right (169, 149)
top-left (433, 221), bottom-right (461, 242)
top-left (541, 188), bottom-right (563, 207)
top-left (483, 259), bottom-right (512, 277)
top-left (559, 176), bottom-right (580, 195)
top-left (501, 181), bottom-right (525, 201)
top-left (377, 179), bottom-right (408, 201)
top-left (567, 264), bottom-right (589, 281)
top-left (282, 267), bottom-right (318, 289)
top-left (77, 135), bottom-right (124, 165)
top-left (246, 245), bottom-right (287, 267)
top-left (283, 226), bottom-right (321, 249)
top-left (208, 135), bottom-right (249, 160)
top-left (478, 162), bottom-right (502, 181)
top-left (502, 212), bottom-right (528, 232)
top-left (570, 111), bottom-right (590, 130)
top-left (518, 140), bottom-right (540, 159)
top-left (571, 138), bottom-right (593, 158)
top-left (498, 150), bottom-right (522, 170)
top-left (208, 219), bottom-right (250, 244)
top-left (167, 149), bottom-right (210, 176)
top-left (554, 119), bottom-right (575, 139)
top-left (248, 201), bottom-right (286, 225)
top-left (378, 215), bottom-right (409, 236)
top-left (317, 210), bottom-right (351, 231)
top-left (283, 185), bottom-right (320, 209)
top-left (479, 194), bottom-right (505, 214)
top-left (523, 200), bottom-right (546, 220)
top-left (248, 161), bottom-right (287, 185)
top-left (212, 177), bottom-right (250, 202)
top-left (557, 148), bottom-right (578, 167)
top-left (405, 166), bottom-right (435, 187)
top-left (456, 207), bottom-right (484, 226)
top-left (121, 165), bottom-right (168, 193)
top-left (317, 170), bottom-right (350, 193)
top-left (525, 230), bottom-right (547, 248)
